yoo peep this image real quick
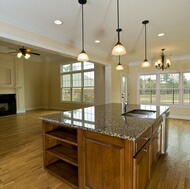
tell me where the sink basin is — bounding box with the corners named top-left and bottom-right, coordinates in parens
top-left (122, 109), bottom-right (156, 118)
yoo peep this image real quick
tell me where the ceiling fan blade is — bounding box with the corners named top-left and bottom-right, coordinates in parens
top-left (28, 52), bottom-right (40, 56)
top-left (8, 51), bottom-right (18, 54)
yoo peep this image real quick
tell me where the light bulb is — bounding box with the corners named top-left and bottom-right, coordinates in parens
top-left (166, 58), bottom-right (171, 65)
top-left (17, 52), bottom-right (22, 58)
top-left (25, 53), bottom-right (30, 59)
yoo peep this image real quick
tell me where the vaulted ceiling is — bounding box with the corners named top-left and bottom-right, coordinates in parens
top-left (1, 0), bottom-right (190, 65)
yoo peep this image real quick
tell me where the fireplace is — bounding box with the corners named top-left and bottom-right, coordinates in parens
top-left (0, 94), bottom-right (16, 116)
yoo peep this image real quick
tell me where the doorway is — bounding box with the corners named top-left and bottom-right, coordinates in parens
top-left (121, 74), bottom-right (128, 103)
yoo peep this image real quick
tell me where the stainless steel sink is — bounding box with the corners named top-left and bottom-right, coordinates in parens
top-left (122, 109), bottom-right (156, 118)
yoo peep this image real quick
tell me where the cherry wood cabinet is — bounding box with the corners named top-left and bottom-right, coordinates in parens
top-left (77, 129), bottom-right (133, 189)
top-left (133, 140), bottom-right (150, 189)
top-left (42, 121), bottom-right (78, 188)
top-left (42, 115), bottom-right (164, 189)
top-left (150, 122), bottom-right (162, 175)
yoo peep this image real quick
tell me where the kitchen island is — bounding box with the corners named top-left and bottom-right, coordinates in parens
top-left (41, 103), bottom-right (170, 189)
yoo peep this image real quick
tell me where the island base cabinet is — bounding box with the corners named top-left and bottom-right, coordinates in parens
top-left (78, 129), bottom-right (133, 189)
top-left (133, 140), bottom-right (150, 189)
top-left (150, 125), bottom-right (162, 175)
top-left (42, 121), bottom-right (79, 189)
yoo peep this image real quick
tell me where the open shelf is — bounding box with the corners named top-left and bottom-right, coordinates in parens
top-left (46, 160), bottom-right (78, 188)
top-left (46, 127), bottom-right (77, 146)
top-left (43, 122), bottom-right (79, 188)
top-left (47, 143), bottom-right (78, 166)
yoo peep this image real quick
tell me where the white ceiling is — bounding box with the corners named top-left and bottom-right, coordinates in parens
top-left (1, 0), bottom-right (190, 64)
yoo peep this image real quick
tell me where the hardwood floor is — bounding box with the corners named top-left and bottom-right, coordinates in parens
top-left (0, 110), bottom-right (73, 189)
top-left (0, 110), bottom-right (190, 189)
top-left (148, 118), bottom-right (190, 189)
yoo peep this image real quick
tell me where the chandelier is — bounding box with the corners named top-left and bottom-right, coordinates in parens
top-left (155, 49), bottom-right (171, 70)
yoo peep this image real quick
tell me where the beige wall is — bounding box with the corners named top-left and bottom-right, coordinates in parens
top-left (24, 60), bottom-right (42, 110)
top-left (24, 57), bottom-right (107, 111)
top-left (128, 59), bottom-right (190, 119)
top-left (111, 63), bottom-right (128, 103)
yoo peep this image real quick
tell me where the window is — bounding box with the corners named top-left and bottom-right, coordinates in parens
top-left (159, 73), bottom-right (179, 104)
top-left (139, 74), bottom-right (156, 104)
top-left (138, 71), bottom-right (190, 106)
top-left (60, 62), bottom-right (94, 103)
top-left (183, 72), bottom-right (190, 105)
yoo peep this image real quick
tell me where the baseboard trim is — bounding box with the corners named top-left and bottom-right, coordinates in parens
top-left (169, 115), bottom-right (190, 120)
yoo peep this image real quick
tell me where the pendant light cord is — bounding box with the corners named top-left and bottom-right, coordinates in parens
top-left (82, 4), bottom-right (84, 51)
top-left (142, 20), bottom-right (149, 61)
top-left (145, 23), bottom-right (147, 60)
top-left (117, 0), bottom-right (121, 43)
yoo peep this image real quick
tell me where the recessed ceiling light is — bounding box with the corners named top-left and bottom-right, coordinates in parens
top-left (158, 33), bottom-right (165, 37)
top-left (95, 40), bottom-right (100, 43)
top-left (54, 20), bottom-right (62, 25)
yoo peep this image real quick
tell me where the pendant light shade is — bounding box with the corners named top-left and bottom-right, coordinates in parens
top-left (116, 56), bottom-right (124, 70)
top-left (141, 20), bottom-right (150, 68)
top-left (112, 0), bottom-right (126, 56)
top-left (77, 50), bottom-right (89, 62)
top-left (78, 0), bottom-right (89, 62)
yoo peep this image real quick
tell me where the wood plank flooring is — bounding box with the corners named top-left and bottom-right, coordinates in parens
top-left (148, 118), bottom-right (190, 189)
top-left (0, 110), bottom-right (73, 189)
top-left (0, 110), bottom-right (190, 189)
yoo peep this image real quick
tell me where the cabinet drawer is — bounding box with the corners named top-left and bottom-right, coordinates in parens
top-left (133, 140), bottom-right (150, 189)
top-left (152, 117), bottom-right (163, 133)
top-left (134, 127), bottom-right (151, 155)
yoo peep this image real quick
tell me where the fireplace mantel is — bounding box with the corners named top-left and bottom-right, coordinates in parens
top-left (0, 54), bottom-right (26, 114)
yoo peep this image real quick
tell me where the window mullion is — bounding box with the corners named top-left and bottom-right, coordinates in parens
top-left (180, 72), bottom-right (183, 106)
top-left (82, 71), bottom-right (84, 102)
top-left (156, 73), bottom-right (159, 106)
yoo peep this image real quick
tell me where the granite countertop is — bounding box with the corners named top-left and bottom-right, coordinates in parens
top-left (40, 103), bottom-right (169, 141)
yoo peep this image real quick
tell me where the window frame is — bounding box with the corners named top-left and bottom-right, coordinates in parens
top-left (182, 71), bottom-right (190, 106)
top-left (138, 70), bottom-right (190, 107)
top-left (60, 62), bottom-right (95, 104)
top-left (138, 74), bottom-right (157, 104)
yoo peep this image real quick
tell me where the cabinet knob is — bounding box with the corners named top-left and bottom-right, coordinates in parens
top-left (142, 137), bottom-right (149, 141)
top-left (143, 149), bottom-right (148, 152)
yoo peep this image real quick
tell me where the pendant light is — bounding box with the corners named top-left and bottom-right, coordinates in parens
top-left (112, 0), bottom-right (126, 56)
top-left (141, 20), bottom-right (150, 68)
top-left (116, 56), bottom-right (124, 70)
top-left (77, 0), bottom-right (89, 62)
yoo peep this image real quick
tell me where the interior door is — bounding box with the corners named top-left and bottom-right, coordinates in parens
top-left (121, 74), bottom-right (128, 103)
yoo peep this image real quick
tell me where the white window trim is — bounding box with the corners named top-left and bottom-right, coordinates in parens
top-left (60, 62), bottom-right (95, 104)
top-left (137, 70), bottom-right (190, 107)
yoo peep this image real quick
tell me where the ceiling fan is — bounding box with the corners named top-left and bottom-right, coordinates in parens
top-left (9, 46), bottom-right (40, 59)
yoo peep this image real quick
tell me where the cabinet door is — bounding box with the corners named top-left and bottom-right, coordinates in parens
top-left (78, 130), bottom-right (125, 189)
top-left (133, 140), bottom-right (150, 189)
top-left (150, 125), bottom-right (162, 174)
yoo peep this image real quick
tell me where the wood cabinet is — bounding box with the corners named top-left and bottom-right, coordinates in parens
top-left (42, 121), bottom-right (79, 188)
top-left (78, 129), bottom-right (133, 189)
top-left (150, 118), bottom-right (162, 175)
top-left (133, 140), bottom-right (150, 189)
top-left (42, 115), bottom-right (164, 189)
